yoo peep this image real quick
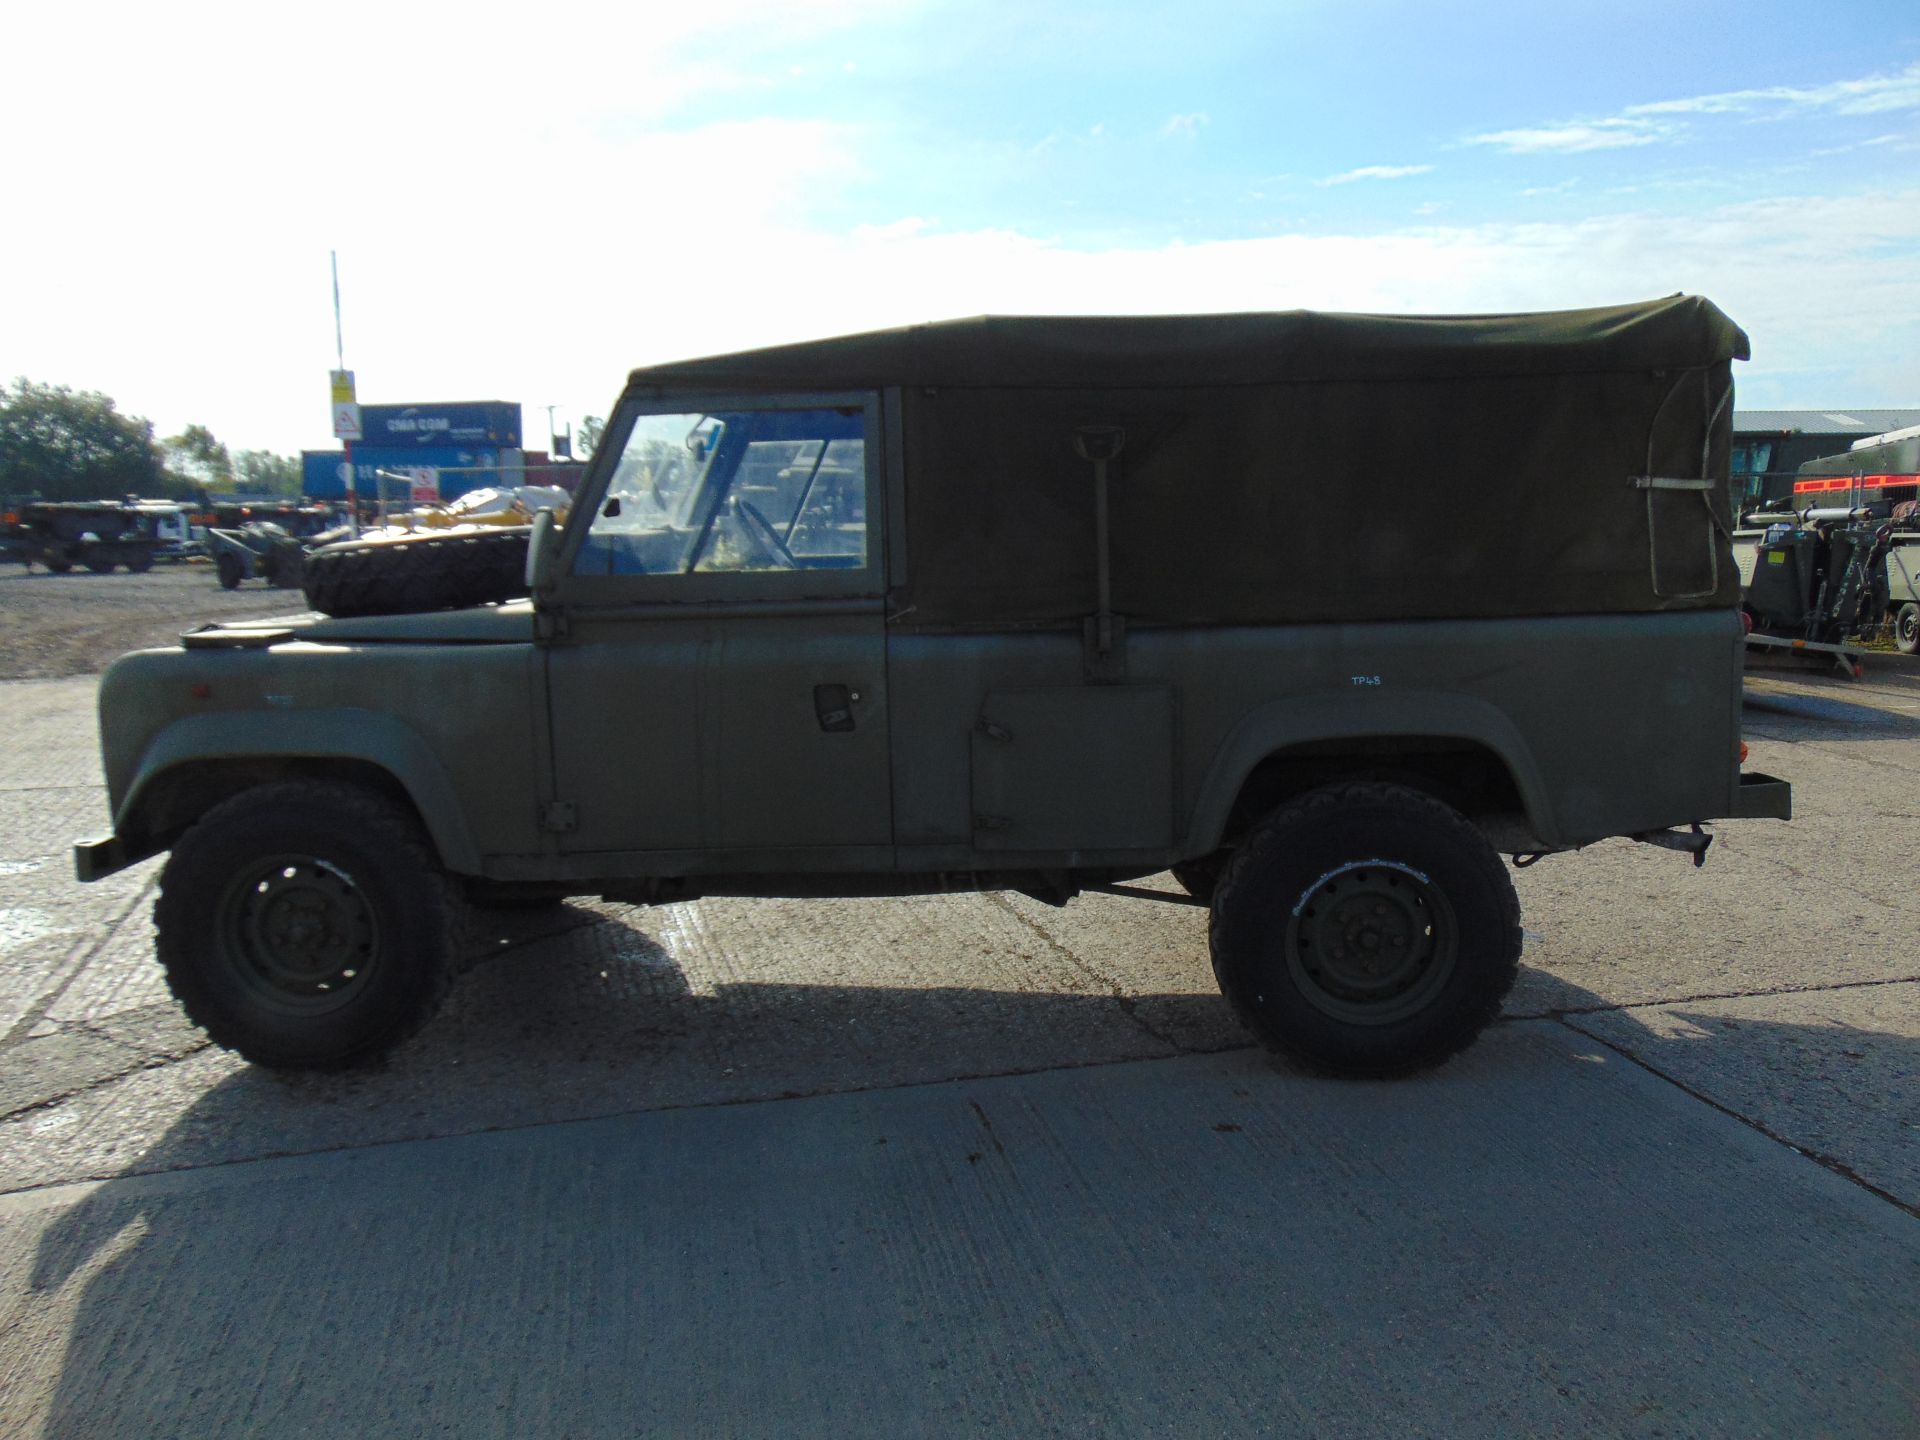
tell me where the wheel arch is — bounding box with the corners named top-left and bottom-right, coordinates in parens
top-left (1182, 691), bottom-right (1558, 858)
top-left (116, 710), bottom-right (485, 874)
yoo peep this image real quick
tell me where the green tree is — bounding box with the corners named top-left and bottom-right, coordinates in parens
top-left (577, 414), bottom-right (605, 459)
top-left (233, 449), bottom-right (302, 497)
top-left (162, 423), bottom-right (233, 491)
top-left (0, 378), bottom-right (170, 500)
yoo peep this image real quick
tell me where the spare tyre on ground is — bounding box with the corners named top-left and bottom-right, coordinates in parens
top-left (302, 526), bottom-right (532, 618)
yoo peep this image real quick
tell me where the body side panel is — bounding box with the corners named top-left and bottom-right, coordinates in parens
top-left (104, 643), bottom-right (543, 872)
top-left (888, 610), bottom-right (1743, 864)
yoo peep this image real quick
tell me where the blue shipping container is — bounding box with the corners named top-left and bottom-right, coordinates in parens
top-left (302, 447), bottom-right (513, 503)
top-left (358, 402), bottom-right (521, 448)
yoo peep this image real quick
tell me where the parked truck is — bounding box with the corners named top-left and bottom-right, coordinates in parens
top-left (1, 499), bottom-right (173, 572)
top-left (78, 296), bottom-right (1789, 1076)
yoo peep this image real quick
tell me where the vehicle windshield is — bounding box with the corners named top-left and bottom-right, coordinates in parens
top-left (572, 413), bottom-right (722, 574)
top-left (574, 406), bottom-right (868, 577)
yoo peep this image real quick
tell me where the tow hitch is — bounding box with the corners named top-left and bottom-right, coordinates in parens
top-left (1632, 823), bottom-right (1714, 867)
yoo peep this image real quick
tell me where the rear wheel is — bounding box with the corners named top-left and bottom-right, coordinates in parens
top-left (1897, 602), bottom-right (1920, 656)
top-left (1208, 782), bottom-right (1520, 1075)
top-left (85, 556), bottom-right (116, 574)
top-left (216, 551), bottom-right (244, 589)
top-left (155, 781), bottom-right (461, 1069)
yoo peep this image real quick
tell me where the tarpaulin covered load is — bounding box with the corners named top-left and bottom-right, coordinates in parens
top-left (626, 295), bottom-right (1750, 628)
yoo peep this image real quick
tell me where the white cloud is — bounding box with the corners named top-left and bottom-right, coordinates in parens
top-left (1162, 112), bottom-right (1211, 139)
top-left (1466, 119), bottom-right (1670, 154)
top-left (1810, 133), bottom-right (1906, 157)
top-left (1467, 62), bottom-right (1920, 158)
top-left (1030, 122), bottom-right (1109, 157)
top-left (1627, 62), bottom-right (1920, 119)
top-left (1317, 164), bottom-right (1435, 186)
top-left (9, 186), bottom-right (1919, 451)
top-left (2, 5), bottom-right (1915, 452)
top-left (851, 217), bottom-right (934, 241)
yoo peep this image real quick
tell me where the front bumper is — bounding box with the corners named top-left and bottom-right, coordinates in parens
top-left (73, 834), bottom-right (157, 883)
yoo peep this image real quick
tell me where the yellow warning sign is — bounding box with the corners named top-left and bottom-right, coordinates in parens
top-left (329, 369), bottom-right (357, 405)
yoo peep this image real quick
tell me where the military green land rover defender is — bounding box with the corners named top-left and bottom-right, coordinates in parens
top-left (78, 297), bottom-right (1790, 1074)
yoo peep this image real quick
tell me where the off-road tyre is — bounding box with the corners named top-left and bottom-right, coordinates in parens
top-left (1171, 854), bottom-right (1225, 904)
top-left (265, 553), bottom-right (305, 588)
top-left (84, 556), bottom-right (116, 574)
top-left (1208, 782), bottom-right (1521, 1076)
top-left (154, 780), bottom-right (462, 1070)
top-left (216, 551), bottom-right (244, 589)
top-left (125, 549), bottom-right (154, 574)
top-left (302, 527), bottom-right (532, 618)
top-left (1897, 602), bottom-right (1920, 656)
top-left (40, 554), bottom-right (72, 574)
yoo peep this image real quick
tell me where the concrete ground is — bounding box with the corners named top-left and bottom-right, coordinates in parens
top-left (0, 653), bottom-right (1915, 1436)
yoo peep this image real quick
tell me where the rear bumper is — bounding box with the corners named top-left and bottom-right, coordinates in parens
top-left (1731, 772), bottom-right (1792, 821)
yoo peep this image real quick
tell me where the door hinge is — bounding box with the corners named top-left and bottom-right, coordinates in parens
top-left (973, 812), bottom-right (1012, 833)
top-left (534, 607), bottom-right (570, 643)
top-left (541, 800), bottom-right (577, 833)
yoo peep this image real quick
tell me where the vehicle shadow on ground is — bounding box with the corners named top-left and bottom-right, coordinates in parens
top-left (12, 945), bottom-right (1919, 1438)
top-left (1740, 680), bottom-right (1920, 739)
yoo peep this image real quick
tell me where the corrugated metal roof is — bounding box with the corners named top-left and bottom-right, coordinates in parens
top-left (1734, 408), bottom-right (1920, 436)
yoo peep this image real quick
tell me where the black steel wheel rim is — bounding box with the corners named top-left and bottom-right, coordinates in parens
top-left (216, 854), bottom-right (379, 1014)
top-left (1283, 860), bottom-right (1457, 1025)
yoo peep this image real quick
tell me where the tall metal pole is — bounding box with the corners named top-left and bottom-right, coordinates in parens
top-left (332, 251), bottom-right (356, 519)
top-left (331, 251), bottom-right (346, 372)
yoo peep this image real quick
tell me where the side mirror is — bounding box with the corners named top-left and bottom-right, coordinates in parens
top-left (526, 507), bottom-right (560, 596)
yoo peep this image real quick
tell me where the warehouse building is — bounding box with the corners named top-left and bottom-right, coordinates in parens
top-left (1734, 408), bottom-right (1920, 509)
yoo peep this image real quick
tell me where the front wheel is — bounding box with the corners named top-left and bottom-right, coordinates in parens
top-left (1208, 782), bottom-right (1520, 1076)
top-left (1171, 854), bottom-right (1225, 904)
top-left (216, 552), bottom-right (243, 589)
top-left (155, 781), bottom-right (461, 1069)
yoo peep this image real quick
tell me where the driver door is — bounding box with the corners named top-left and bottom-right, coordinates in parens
top-left (543, 394), bottom-right (892, 866)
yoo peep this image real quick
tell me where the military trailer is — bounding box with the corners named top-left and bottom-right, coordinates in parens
top-left (78, 296), bottom-right (1789, 1075)
top-left (1790, 427), bottom-right (1920, 652)
top-left (1, 499), bottom-right (164, 572)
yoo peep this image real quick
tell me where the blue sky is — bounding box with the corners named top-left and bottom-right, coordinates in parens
top-left (3, 0), bottom-right (1917, 453)
top-left (709, 1), bottom-right (1910, 240)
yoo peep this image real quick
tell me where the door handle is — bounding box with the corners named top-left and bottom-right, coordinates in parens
top-left (814, 683), bottom-right (857, 733)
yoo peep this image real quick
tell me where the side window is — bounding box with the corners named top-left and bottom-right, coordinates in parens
top-left (574, 406), bottom-right (868, 577)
